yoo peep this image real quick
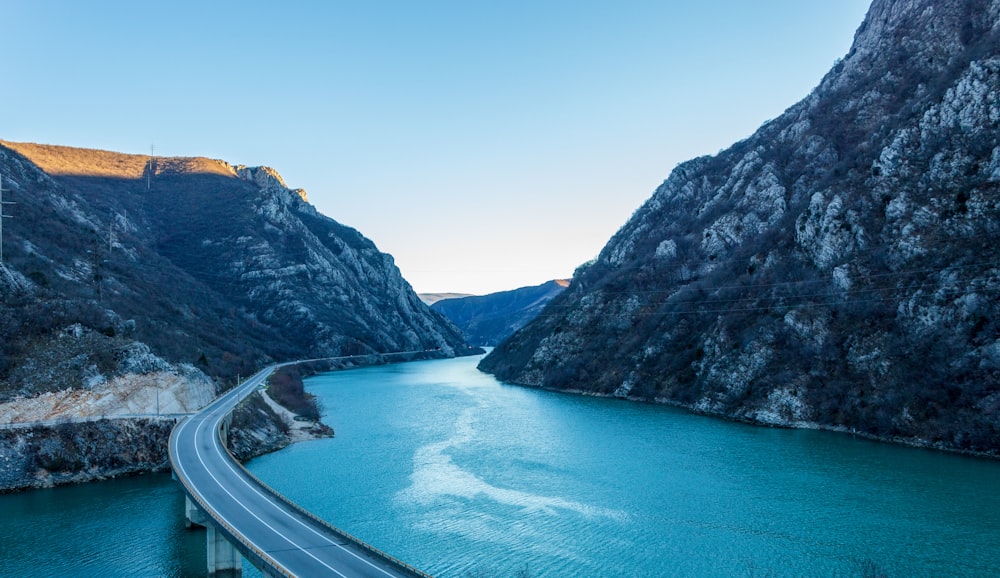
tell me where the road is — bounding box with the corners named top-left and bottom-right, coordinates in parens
top-left (169, 361), bottom-right (430, 578)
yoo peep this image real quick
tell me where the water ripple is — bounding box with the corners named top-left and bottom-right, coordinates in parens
top-left (400, 404), bottom-right (624, 518)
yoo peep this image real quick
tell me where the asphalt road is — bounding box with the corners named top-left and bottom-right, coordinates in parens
top-left (169, 363), bottom-right (429, 578)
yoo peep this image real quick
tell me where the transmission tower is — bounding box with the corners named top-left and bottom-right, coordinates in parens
top-left (0, 173), bottom-right (14, 263)
top-left (146, 144), bottom-right (155, 190)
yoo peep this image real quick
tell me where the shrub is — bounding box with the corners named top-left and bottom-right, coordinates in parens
top-left (267, 366), bottom-right (322, 421)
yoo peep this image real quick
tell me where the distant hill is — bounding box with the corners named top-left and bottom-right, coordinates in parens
top-left (431, 280), bottom-right (569, 346)
top-left (480, 0), bottom-right (1000, 457)
top-left (0, 141), bottom-right (478, 403)
top-left (418, 292), bottom-right (474, 306)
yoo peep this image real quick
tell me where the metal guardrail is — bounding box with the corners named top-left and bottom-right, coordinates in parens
top-left (225, 435), bottom-right (433, 578)
top-left (167, 431), bottom-right (295, 578)
top-left (171, 352), bottom-right (440, 578)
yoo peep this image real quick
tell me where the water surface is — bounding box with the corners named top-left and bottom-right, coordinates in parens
top-left (246, 355), bottom-right (1000, 577)
top-left (2, 354), bottom-right (997, 577)
top-left (0, 473), bottom-right (203, 577)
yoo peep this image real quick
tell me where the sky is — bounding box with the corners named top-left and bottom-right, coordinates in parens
top-left (1, 1), bottom-right (872, 295)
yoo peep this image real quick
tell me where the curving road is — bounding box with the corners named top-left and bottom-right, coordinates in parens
top-left (169, 361), bottom-right (430, 578)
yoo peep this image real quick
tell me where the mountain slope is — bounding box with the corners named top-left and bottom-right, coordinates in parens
top-left (431, 280), bottom-right (569, 346)
top-left (0, 141), bottom-right (477, 402)
top-left (481, 0), bottom-right (1000, 456)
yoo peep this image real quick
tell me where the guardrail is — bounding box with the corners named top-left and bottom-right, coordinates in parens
top-left (171, 351), bottom-right (441, 577)
top-left (167, 430), bottom-right (296, 577)
top-left (224, 432), bottom-right (433, 578)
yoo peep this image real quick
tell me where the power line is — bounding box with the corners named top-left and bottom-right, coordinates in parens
top-left (532, 258), bottom-right (1000, 321)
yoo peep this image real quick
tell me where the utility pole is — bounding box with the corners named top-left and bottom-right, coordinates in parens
top-left (146, 144), bottom-right (155, 191)
top-left (0, 173), bottom-right (13, 263)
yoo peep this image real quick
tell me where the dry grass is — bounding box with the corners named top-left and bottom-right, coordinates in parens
top-left (0, 140), bottom-right (235, 179)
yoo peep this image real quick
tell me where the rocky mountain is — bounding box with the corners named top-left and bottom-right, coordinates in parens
top-left (431, 280), bottom-right (570, 346)
top-left (0, 140), bottom-right (478, 488)
top-left (481, 0), bottom-right (1000, 456)
top-left (0, 141), bottom-right (476, 406)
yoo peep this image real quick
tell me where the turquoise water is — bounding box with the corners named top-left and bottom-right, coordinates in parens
top-left (0, 473), bottom-right (204, 577)
top-left (245, 355), bottom-right (1000, 577)
top-left (2, 354), bottom-right (999, 577)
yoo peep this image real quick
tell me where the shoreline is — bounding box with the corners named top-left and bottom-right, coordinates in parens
top-left (507, 381), bottom-right (1000, 462)
top-left (0, 352), bottom-right (463, 493)
top-left (256, 388), bottom-right (334, 446)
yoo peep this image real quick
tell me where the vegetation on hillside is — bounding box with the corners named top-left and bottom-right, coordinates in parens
top-left (267, 366), bottom-right (322, 421)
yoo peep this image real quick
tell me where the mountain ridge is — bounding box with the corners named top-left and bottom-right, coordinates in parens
top-left (480, 0), bottom-right (1000, 456)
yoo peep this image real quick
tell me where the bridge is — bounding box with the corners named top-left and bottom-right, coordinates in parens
top-left (169, 358), bottom-right (432, 577)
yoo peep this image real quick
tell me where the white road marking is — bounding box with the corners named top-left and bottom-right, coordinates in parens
top-left (187, 414), bottom-right (351, 578)
top-left (173, 364), bottom-right (410, 578)
top-left (208, 410), bottom-right (402, 577)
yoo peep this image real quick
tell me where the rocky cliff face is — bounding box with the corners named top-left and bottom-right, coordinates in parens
top-left (0, 141), bottom-right (476, 488)
top-left (0, 142), bottom-right (475, 397)
top-left (481, 0), bottom-right (1000, 456)
top-left (0, 418), bottom-right (176, 492)
top-left (431, 280), bottom-right (570, 346)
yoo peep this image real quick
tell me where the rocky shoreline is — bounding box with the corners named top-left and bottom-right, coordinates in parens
top-left (227, 389), bottom-right (333, 463)
top-left (0, 417), bottom-right (176, 492)
top-left (522, 383), bottom-right (1000, 461)
top-left (0, 388), bottom-right (331, 493)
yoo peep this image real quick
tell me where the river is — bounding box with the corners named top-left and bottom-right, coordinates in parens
top-left (245, 355), bottom-right (1000, 577)
top-left (2, 353), bottom-right (999, 576)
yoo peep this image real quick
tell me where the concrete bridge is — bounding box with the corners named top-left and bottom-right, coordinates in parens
top-left (168, 358), bottom-right (432, 577)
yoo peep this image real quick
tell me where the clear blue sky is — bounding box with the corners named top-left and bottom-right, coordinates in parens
top-left (2, 1), bottom-right (871, 295)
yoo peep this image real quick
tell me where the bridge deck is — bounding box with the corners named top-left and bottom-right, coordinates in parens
top-left (169, 364), bottom-right (429, 578)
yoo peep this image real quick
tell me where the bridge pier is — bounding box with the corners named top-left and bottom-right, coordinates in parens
top-left (220, 413), bottom-right (232, 446)
top-left (207, 525), bottom-right (243, 577)
top-left (185, 496), bottom-right (209, 528)
top-left (186, 496), bottom-right (243, 576)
